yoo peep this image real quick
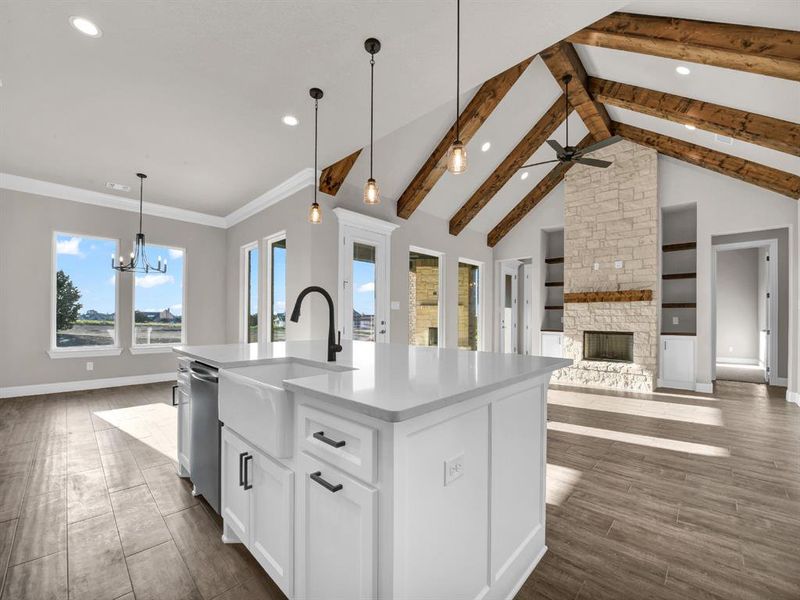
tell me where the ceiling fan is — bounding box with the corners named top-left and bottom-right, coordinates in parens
top-left (520, 74), bottom-right (622, 170)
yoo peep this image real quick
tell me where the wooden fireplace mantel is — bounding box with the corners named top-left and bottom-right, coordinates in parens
top-left (563, 289), bottom-right (653, 303)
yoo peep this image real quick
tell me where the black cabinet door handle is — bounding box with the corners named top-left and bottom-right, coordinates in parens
top-left (172, 385), bottom-right (179, 406)
top-left (243, 454), bottom-right (253, 490)
top-left (313, 431), bottom-right (346, 448)
top-left (310, 471), bottom-right (342, 493)
top-left (238, 452), bottom-right (247, 487)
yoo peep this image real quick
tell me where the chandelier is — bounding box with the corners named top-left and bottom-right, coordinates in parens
top-left (112, 173), bottom-right (167, 273)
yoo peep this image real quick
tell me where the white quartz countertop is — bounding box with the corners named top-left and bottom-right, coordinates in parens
top-left (174, 341), bottom-right (570, 422)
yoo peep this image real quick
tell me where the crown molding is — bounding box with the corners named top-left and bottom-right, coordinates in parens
top-left (332, 207), bottom-right (400, 234)
top-left (225, 168), bottom-right (317, 227)
top-left (0, 172), bottom-right (228, 228)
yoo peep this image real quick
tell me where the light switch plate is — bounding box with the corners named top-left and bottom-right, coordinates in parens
top-left (593, 262), bottom-right (600, 271)
top-left (672, 316), bottom-right (679, 325)
top-left (614, 260), bottom-right (623, 269)
top-left (86, 361), bottom-right (94, 371)
top-left (444, 453), bottom-right (464, 486)
top-left (391, 301), bottom-right (400, 310)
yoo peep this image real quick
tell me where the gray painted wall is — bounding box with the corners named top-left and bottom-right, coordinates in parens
top-left (715, 248), bottom-right (759, 362)
top-left (0, 189), bottom-right (227, 388)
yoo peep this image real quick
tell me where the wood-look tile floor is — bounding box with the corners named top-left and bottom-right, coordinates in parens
top-left (0, 380), bottom-right (797, 599)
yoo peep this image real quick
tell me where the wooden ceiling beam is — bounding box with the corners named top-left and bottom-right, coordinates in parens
top-left (615, 122), bottom-right (800, 199)
top-left (449, 94), bottom-right (572, 235)
top-left (487, 134), bottom-right (593, 247)
top-left (540, 42), bottom-right (613, 140)
top-left (319, 149), bottom-right (362, 196)
top-left (590, 77), bottom-right (800, 156)
top-left (396, 56), bottom-right (534, 219)
top-left (569, 12), bottom-right (800, 82)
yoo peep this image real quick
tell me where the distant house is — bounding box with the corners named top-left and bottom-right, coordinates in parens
top-left (159, 308), bottom-right (178, 322)
top-left (353, 310), bottom-right (374, 332)
top-left (134, 308), bottom-right (180, 323)
top-left (80, 310), bottom-right (114, 321)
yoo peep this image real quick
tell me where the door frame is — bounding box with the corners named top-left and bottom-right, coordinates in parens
top-left (711, 239), bottom-right (778, 385)
top-left (334, 208), bottom-right (397, 343)
top-left (498, 260), bottom-right (521, 354)
top-left (409, 245), bottom-right (446, 348)
top-left (457, 257), bottom-right (485, 351)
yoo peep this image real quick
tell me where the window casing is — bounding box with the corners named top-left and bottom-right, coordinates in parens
top-left (458, 260), bottom-right (481, 351)
top-left (267, 235), bottom-right (287, 342)
top-left (408, 247), bottom-right (445, 348)
top-left (240, 242), bottom-right (259, 343)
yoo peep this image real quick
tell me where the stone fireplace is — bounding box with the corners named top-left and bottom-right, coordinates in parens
top-left (552, 140), bottom-right (659, 392)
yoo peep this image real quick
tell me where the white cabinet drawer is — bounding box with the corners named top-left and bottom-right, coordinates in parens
top-left (298, 405), bottom-right (377, 484)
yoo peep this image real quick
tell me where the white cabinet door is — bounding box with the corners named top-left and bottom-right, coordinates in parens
top-left (297, 453), bottom-right (377, 600)
top-left (220, 428), bottom-right (250, 544)
top-left (661, 336), bottom-right (695, 389)
top-left (540, 332), bottom-right (563, 358)
top-left (249, 450), bottom-right (294, 598)
top-left (176, 387), bottom-right (192, 477)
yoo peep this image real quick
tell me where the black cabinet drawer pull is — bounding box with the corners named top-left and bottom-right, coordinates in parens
top-left (243, 454), bottom-right (253, 490)
top-left (310, 471), bottom-right (342, 493)
top-left (238, 452), bottom-right (247, 487)
top-left (172, 385), bottom-right (179, 406)
top-left (313, 431), bottom-right (346, 448)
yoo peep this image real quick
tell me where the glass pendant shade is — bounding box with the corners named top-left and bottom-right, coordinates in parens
top-left (308, 202), bottom-right (322, 224)
top-left (447, 140), bottom-right (468, 174)
top-left (363, 178), bottom-right (380, 205)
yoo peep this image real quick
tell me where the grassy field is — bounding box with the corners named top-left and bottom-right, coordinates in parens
top-left (56, 322), bottom-right (182, 346)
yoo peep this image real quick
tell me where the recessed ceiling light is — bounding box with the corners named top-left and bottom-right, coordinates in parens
top-left (520, 172), bottom-right (529, 180)
top-left (69, 16), bottom-right (102, 38)
top-left (282, 115), bottom-right (299, 126)
top-left (684, 124), bottom-right (696, 130)
top-left (675, 65), bottom-right (691, 75)
top-left (481, 141), bottom-right (491, 152)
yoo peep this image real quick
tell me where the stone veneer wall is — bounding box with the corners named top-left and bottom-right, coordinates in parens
top-left (552, 140), bottom-right (659, 392)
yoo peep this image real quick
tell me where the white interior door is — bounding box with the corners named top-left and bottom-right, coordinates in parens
top-left (500, 265), bottom-right (518, 354)
top-left (523, 264), bottom-right (532, 355)
top-left (340, 226), bottom-right (388, 343)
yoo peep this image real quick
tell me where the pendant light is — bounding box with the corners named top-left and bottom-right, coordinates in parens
top-left (363, 37), bottom-right (381, 205)
top-left (447, 0), bottom-right (467, 174)
top-left (308, 87), bottom-right (324, 224)
top-left (112, 173), bottom-right (167, 273)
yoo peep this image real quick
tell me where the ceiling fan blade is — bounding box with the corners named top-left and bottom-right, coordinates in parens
top-left (574, 135), bottom-right (623, 157)
top-left (519, 159), bottom-right (561, 169)
top-left (575, 157), bottom-right (612, 168)
top-left (546, 139), bottom-right (566, 155)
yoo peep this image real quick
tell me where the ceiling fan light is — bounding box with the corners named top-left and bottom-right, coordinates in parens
top-left (448, 140), bottom-right (468, 174)
top-left (364, 178), bottom-right (380, 205)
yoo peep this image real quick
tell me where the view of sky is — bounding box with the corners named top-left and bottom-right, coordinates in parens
top-left (272, 243), bottom-right (286, 316)
top-left (56, 234), bottom-right (183, 315)
top-left (353, 259), bottom-right (375, 315)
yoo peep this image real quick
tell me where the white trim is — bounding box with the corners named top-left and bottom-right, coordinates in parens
top-left (787, 390), bottom-right (800, 405)
top-left (695, 382), bottom-right (714, 394)
top-left (716, 357), bottom-right (760, 366)
top-left (129, 346), bottom-right (175, 355)
top-left (0, 372), bottom-right (175, 399)
top-left (2, 173), bottom-right (227, 228)
top-left (239, 241), bottom-right (259, 343)
top-left (409, 246), bottom-right (446, 348)
top-left (774, 376), bottom-right (788, 387)
top-left (457, 257), bottom-right (485, 351)
top-left (48, 347), bottom-right (123, 359)
top-left (226, 168), bottom-right (317, 227)
top-left (332, 207), bottom-right (400, 235)
top-left (52, 231), bottom-right (120, 355)
top-left (263, 231), bottom-right (288, 344)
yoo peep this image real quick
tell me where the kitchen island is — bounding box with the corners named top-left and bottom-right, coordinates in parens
top-left (174, 340), bottom-right (570, 600)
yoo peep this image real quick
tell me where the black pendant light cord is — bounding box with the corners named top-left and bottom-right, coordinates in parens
top-left (370, 54), bottom-right (375, 179)
top-left (138, 176), bottom-right (144, 234)
top-left (314, 97), bottom-right (318, 204)
top-left (564, 78), bottom-right (569, 147)
top-left (455, 0), bottom-right (460, 141)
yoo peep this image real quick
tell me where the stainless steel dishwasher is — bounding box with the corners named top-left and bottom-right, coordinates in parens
top-left (188, 361), bottom-right (221, 513)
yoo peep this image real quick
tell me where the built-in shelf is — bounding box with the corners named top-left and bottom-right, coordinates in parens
top-left (662, 302), bottom-right (696, 309)
top-left (661, 331), bottom-right (696, 336)
top-left (545, 281), bottom-right (564, 287)
top-left (544, 305), bottom-right (564, 310)
top-left (662, 272), bottom-right (697, 280)
top-left (544, 256), bottom-right (564, 264)
top-left (662, 242), bottom-right (697, 252)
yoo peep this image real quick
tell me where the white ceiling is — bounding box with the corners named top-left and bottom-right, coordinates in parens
top-left (0, 0), bottom-right (625, 216)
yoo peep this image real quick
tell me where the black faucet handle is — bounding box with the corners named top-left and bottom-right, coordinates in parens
top-left (337, 330), bottom-right (341, 346)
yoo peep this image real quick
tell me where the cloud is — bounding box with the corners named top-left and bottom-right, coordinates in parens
top-left (107, 275), bottom-right (116, 285)
top-left (274, 301), bottom-right (285, 313)
top-left (56, 236), bottom-right (83, 256)
top-left (135, 274), bottom-right (174, 288)
top-left (357, 282), bottom-right (375, 294)
top-left (170, 303), bottom-right (183, 315)
top-left (168, 248), bottom-right (184, 260)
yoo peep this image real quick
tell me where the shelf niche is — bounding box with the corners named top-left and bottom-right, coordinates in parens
top-left (661, 204), bottom-right (697, 336)
top-left (542, 229), bottom-right (564, 333)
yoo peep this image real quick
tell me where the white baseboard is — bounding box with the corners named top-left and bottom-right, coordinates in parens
top-left (0, 372), bottom-right (175, 399)
top-left (773, 377), bottom-right (788, 387)
top-left (787, 390), bottom-right (800, 406)
top-left (717, 357), bottom-right (759, 366)
top-left (695, 382), bottom-right (714, 394)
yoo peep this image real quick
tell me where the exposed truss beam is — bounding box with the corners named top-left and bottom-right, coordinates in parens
top-left (396, 56), bottom-right (534, 219)
top-left (449, 95), bottom-right (572, 235)
top-left (569, 12), bottom-right (800, 82)
top-left (590, 77), bottom-right (800, 156)
top-left (615, 122), bottom-right (800, 199)
top-left (319, 149), bottom-right (362, 196)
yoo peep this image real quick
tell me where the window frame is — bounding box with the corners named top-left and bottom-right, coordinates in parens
top-left (239, 240), bottom-right (260, 343)
top-left (262, 231), bottom-right (287, 344)
top-left (457, 257), bottom-right (484, 352)
top-left (408, 245), bottom-right (446, 349)
top-left (130, 241), bottom-right (188, 353)
top-left (49, 230), bottom-right (122, 358)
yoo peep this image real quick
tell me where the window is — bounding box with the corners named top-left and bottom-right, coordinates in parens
top-left (53, 233), bottom-right (118, 350)
top-left (133, 244), bottom-right (185, 347)
top-left (352, 242), bottom-right (377, 341)
top-left (409, 249), bottom-right (443, 347)
top-left (268, 235), bottom-right (287, 342)
top-left (458, 261), bottom-right (480, 351)
top-left (241, 243), bottom-right (259, 342)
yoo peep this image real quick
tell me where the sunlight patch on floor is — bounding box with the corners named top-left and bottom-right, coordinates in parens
top-left (548, 392), bottom-right (723, 425)
top-left (548, 421), bottom-right (730, 457)
top-left (546, 463), bottom-right (582, 506)
top-left (93, 403), bottom-right (178, 462)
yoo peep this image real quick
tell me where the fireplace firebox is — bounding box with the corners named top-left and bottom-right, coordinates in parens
top-left (583, 331), bottom-right (633, 363)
